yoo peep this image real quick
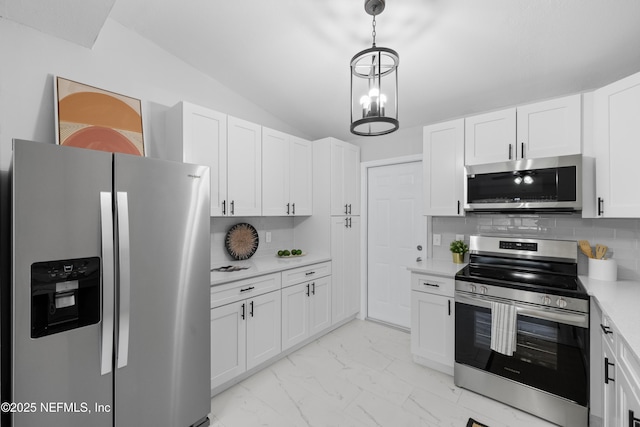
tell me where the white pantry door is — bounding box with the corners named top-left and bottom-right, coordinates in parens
top-left (367, 161), bottom-right (424, 328)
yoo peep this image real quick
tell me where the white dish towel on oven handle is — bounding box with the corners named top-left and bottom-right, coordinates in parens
top-left (490, 301), bottom-right (517, 356)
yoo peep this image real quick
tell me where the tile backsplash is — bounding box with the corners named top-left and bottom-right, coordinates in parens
top-left (210, 217), bottom-right (295, 266)
top-left (431, 214), bottom-right (640, 280)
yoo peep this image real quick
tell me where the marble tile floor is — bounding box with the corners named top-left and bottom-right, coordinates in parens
top-left (209, 319), bottom-right (557, 427)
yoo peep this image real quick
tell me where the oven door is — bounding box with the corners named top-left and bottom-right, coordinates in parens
top-left (455, 291), bottom-right (589, 405)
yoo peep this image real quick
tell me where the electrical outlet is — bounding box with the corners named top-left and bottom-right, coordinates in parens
top-left (433, 234), bottom-right (441, 246)
top-left (456, 234), bottom-right (464, 241)
top-left (265, 231), bottom-right (272, 243)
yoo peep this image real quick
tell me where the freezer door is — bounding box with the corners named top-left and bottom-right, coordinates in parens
top-left (10, 140), bottom-right (113, 427)
top-left (113, 154), bottom-right (210, 427)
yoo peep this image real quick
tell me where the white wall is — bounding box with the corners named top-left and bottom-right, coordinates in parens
top-left (348, 124), bottom-right (423, 163)
top-left (0, 17), bottom-right (309, 172)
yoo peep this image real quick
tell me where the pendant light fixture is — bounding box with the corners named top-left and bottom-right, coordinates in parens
top-left (350, 0), bottom-right (399, 136)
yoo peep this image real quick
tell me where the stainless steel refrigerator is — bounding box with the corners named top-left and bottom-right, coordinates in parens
top-left (3, 140), bottom-right (210, 426)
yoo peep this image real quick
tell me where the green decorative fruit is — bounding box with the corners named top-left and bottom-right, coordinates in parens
top-left (277, 250), bottom-right (284, 256)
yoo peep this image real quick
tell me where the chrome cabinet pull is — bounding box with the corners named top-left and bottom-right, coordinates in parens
top-left (222, 200), bottom-right (226, 215)
top-left (292, 203), bottom-right (295, 215)
top-left (448, 299), bottom-right (451, 316)
top-left (312, 282), bottom-right (315, 295)
top-left (250, 301), bottom-right (254, 317)
top-left (241, 303), bottom-right (245, 320)
top-left (521, 142), bottom-right (525, 159)
top-left (240, 286), bottom-right (255, 293)
top-left (286, 203), bottom-right (290, 215)
top-left (508, 144), bottom-right (513, 160)
top-left (306, 284), bottom-right (310, 297)
top-left (230, 200), bottom-right (235, 215)
top-left (305, 271), bottom-right (315, 276)
top-left (344, 204), bottom-right (348, 215)
top-left (424, 282), bottom-right (440, 288)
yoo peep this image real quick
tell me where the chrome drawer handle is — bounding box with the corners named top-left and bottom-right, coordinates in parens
top-left (305, 271), bottom-right (315, 276)
top-left (240, 286), bottom-right (255, 293)
top-left (424, 282), bottom-right (440, 288)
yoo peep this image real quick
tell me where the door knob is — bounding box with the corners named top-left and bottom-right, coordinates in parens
top-left (416, 257), bottom-right (423, 262)
top-left (417, 245), bottom-right (423, 251)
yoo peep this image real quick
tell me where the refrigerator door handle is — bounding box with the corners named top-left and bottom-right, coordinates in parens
top-left (116, 191), bottom-right (131, 369)
top-left (100, 192), bottom-right (115, 375)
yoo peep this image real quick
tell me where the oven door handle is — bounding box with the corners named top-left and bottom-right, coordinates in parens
top-left (455, 293), bottom-right (588, 328)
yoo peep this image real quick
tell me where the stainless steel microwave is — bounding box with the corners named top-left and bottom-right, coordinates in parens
top-left (464, 154), bottom-right (582, 212)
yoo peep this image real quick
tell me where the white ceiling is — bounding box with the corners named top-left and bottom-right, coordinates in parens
top-left (4, 0), bottom-right (640, 141)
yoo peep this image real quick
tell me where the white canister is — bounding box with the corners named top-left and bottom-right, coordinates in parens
top-left (588, 258), bottom-right (618, 281)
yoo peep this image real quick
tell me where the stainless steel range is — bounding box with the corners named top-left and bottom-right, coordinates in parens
top-left (454, 235), bottom-right (589, 427)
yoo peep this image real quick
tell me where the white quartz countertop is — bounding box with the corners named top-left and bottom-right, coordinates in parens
top-left (580, 275), bottom-right (640, 362)
top-left (211, 253), bottom-right (331, 286)
top-left (407, 259), bottom-right (467, 277)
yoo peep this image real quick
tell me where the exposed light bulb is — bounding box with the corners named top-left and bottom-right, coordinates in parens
top-left (523, 175), bottom-right (534, 184)
top-left (514, 176), bottom-right (523, 185)
top-left (368, 87), bottom-right (380, 97)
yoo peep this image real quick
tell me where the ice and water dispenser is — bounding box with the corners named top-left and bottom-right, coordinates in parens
top-left (31, 257), bottom-right (101, 338)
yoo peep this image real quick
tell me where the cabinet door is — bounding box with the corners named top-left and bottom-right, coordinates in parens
top-left (290, 137), bottom-right (313, 215)
top-left (516, 94), bottom-right (581, 159)
top-left (330, 141), bottom-right (346, 215)
top-left (262, 127), bottom-right (290, 216)
top-left (210, 301), bottom-right (246, 390)
top-left (227, 116), bottom-right (262, 216)
top-left (410, 291), bottom-right (454, 370)
top-left (618, 368), bottom-right (640, 427)
top-left (246, 291), bottom-right (281, 370)
top-left (345, 217), bottom-right (361, 317)
top-left (344, 143), bottom-right (361, 215)
top-left (465, 108), bottom-right (516, 165)
top-left (423, 119), bottom-right (465, 216)
top-left (330, 217), bottom-right (347, 323)
top-left (281, 282), bottom-right (310, 351)
top-left (167, 102), bottom-right (227, 216)
top-left (309, 276), bottom-right (332, 336)
top-left (594, 71), bottom-right (640, 217)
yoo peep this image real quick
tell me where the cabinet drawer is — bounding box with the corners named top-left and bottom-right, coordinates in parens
top-left (211, 273), bottom-right (281, 308)
top-left (281, 261), bottom-right (331, 288)
top-left (411, 273), bottom-right (454, 298)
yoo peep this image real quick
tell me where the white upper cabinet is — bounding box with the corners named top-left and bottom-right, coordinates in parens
top-left (423, 119), bottom-right (465, 216)
top-left (227, 116), bottom-right (262, 216)
top-left (330, 139), bottom-right (361, 216)
top-left (465, 108), bottom-right (516, 165)
top-left (516, 95), bottom-right (581, 159)
top-left (464, 94), bottom-right (581, 165)
top-left (166, 103), bottom-right (262, 217)
top-left (594, 71), bottom-right (640, 217)
top-left (165, 102), bottom-right (227, 216)
top-left (262, 127), bottom-right (312, 216)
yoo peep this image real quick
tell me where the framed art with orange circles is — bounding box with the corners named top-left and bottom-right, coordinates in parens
top-left (54, 76), bottom-right (145, 156)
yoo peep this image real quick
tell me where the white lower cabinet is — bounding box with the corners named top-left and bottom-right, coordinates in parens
top-left (331, 216), bottom-right (360, 324)
top-left (410, 272), bottom-right (454, 375)
top-left (281, 275), bottom-right (332, 351)
top-left (592, 298), bottom-right (640, 427)
top-left (210, 278), bottom-right (281, 392)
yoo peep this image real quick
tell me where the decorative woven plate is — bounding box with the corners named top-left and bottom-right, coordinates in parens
top-left (225, 223), bottom-right (259, 260)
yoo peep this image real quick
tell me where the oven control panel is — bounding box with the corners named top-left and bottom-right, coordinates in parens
top-left (499, 241), bottom-right (538, 251)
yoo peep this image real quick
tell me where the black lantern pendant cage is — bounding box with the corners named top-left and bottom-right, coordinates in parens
top-left (350, 0), bottom-right (399, 136)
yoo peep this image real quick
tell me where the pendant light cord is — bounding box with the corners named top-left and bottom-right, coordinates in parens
top-left (371, 14), bottom-right (377, 47)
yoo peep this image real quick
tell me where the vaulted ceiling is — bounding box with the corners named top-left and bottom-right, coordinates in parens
top-left (3, 0), bottom-right (640, 141)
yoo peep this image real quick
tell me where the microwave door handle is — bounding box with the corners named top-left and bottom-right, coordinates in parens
top-left (100, 192), bottom-right (115, 375)
top-left (116, 192), bottom-right (131, 369)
